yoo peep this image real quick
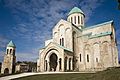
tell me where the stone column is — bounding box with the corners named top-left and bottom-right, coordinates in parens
top-left (47, 61), bottom-right (50, 72)
top-left (71, 58), bottom-right (73, 70)
top-left (67, 58), bottom-right (69, 70)
top-left (56, 60), bottom-right (59, 71)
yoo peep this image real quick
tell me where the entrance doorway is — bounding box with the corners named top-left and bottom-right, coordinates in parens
top-left (4, 68), bottom-right (9, 74)
top-left (49, 53), bottom-right (58, 71)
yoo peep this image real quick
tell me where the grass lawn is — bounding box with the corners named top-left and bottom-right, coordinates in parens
top-left (13, 68), bottom-right (120, 80)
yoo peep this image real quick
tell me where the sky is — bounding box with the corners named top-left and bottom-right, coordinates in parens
top-left (0, 0), bottom-right (120, 62)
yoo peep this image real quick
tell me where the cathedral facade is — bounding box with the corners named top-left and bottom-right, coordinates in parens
top-left (37, 7), bottom-right (119, 72)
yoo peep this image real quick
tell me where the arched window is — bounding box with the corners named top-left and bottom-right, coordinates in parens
top-left (71, 17), bottom-right (73, 23)
top-left (7, 49), bottom-right (9, 54)
top-left (78, 16), bottom-right (80, 24)
top-left (60, 39), bottom-right (62, 45)
top-left (87, 54), bottom-right (89, 62)
top-left (74, 16), bottom-right (76, 24)
top-left (13, 50), bottom-right (15, 55)
top-left (81, 16), bottom-right (83, 24)
top-left (96, 58), bottom-right (98, 62)
top-left (10, 49), bottom-right (12, 53)
top-left (62, 38), bottom-right (64, 46)
top-left (80, 54), bottom-right (81, 62)
top-left (69, 58), bottom-right (71, 70)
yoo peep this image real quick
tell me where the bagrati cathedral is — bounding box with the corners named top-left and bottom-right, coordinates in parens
top-left (37, 7), bottom-right (119, 72)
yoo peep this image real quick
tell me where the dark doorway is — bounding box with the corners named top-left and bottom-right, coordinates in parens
top-left (4, 68), bottom-right (9, 74)
top-left (49, 53), bottom-right (58, 71)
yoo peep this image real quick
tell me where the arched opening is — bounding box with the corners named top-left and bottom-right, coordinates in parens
top-left (69, 58), bottom-right (71, 70)
top-left (78, 16), bottom-right (80, 24)
top-left (64, 57), bottom-right (67, 71)
top-left (7, 49), bottom-right (9, 54)
top-left (87, 54), bottom-right (89, 62)
top-left (45, 60), bottom-right (47, 71)
top-left (74, 16), bottom-right (76, 24)
top-left (59, 58), bottom-right (62, 70)
top-left (4, 68), bottom-right (9, 74)
top-left (85, 45), bottom-right (91, 69)
top-left (49, 53), bottom-right (58, 71)
top-left (62, 38), bottom-right (64, 46)
top-left (102, 42), bottom-right (110, 68)
top-left (60, 39), bottom-right (61, 45)
top-left (80, 54), bottom-right (82, 62)
top-left (10, 49), bottom-right (12, 53)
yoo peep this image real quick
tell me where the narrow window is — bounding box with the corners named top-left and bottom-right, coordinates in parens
top-left (80, 54), bottom-right (81, 62)
top-left (74, 16), bottom-right (76, 24)
top-left (60, 39), bottom-right (61, 45)
top-left (96, 58), bottom-right (98, 62)
top-left (71, 17), bottom-right (73, 23)
top-left (10, 49), bottom-right (12, 53)
top-left (87, 54), bottom-right (89, 62)
top-left (78, 16), bottom-right (80, 24)
top-left (81, 16), bottom-right (83, 24)
top-left (62, 38), bottom-right (64, 46)
top-left (7, 49), bottom-right (9, 54)
top-left (13, 50), bottom-right (15, 55)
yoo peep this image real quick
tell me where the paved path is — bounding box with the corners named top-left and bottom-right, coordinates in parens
top-left (0, 71), bottom-right (95, 80)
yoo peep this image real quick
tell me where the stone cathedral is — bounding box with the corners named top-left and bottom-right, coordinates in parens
top-left (37, 7), bottom-right (119, 72)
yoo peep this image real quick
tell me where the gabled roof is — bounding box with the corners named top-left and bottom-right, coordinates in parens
top-left (40, 42), bottom-right (73, 53)
top-left (68, 7), bottom-right (84, 16)
top-left (7, 40), bottom-right (16, 48)
top-left (84, 20), bottom-right (113, 30)
top-left (54, 42), bottom-right (73, 52)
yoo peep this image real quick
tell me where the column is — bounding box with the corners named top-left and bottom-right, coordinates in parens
top-left (56, 60), bottom-right (59, 71)
top-left (71, 58), bottom-right (73, 70)
top-left (67, 58), bottom-right (69, 70)
top-left (47, 61), bottom-right (50, 71)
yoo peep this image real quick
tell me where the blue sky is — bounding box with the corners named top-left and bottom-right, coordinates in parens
top-left (0, 0), bottom-right (120, 62)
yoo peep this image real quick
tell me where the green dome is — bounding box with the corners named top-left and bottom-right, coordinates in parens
top-left (7, 41), bottom-right (16, 48)
top-left (68, 7), bottom-right (84, 16)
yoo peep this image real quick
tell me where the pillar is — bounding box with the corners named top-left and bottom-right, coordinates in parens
top-left (47, 61), bottom-right (50, 71)
top-left (56, 60), bottom-right (59, 71)
top-left (67, 58), bottom-right (69, 70)
top-left (71, 58), bottom-right (73, 70)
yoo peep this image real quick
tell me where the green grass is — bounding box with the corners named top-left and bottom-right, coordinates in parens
top-left (13, 68), bottom-right (120, 80)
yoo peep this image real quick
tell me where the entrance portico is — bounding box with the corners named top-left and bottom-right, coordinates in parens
top-left (39, 42), bottom-right (73, 72)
